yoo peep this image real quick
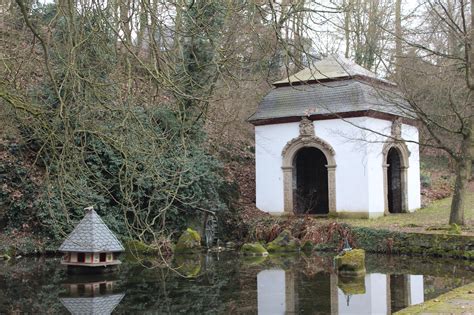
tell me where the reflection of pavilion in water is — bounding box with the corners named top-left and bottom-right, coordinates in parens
top-left (60, 278), bottom-right (125, 315)
top-left (257, 270), bottom-right (424, 314)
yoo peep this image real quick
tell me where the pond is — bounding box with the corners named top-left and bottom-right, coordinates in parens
top-left (0, 252), bottom-right (472, 314)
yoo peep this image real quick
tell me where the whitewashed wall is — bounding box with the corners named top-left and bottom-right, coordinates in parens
top-left (403, 125), bottom-right (422, 211)
top-left (337, 273), bottom-right (388, 315)
top-left (362, 119), bottom-right (421, 213)
top-left (254, 117), bottom-right (421, 215)
top-left (257, 269), bottom-right (287, 314)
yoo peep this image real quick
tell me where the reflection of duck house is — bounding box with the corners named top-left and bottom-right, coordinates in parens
top-left (60, 294), bottom-right (125, 315)
top-left (65, 280), bottom-right (116, 297)
top-left (59, 207), bottom-right (124, 273)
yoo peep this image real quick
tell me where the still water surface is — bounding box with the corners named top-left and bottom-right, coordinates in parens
top-left (0, 252), bottom-right (472, 314)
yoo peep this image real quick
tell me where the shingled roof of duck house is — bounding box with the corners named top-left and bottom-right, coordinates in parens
top-left (248, 54), bottom-right (412, 125)
top-left (59, 207), bottom-right (124, 269)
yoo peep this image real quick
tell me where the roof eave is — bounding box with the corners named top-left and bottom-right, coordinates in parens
top-left (248, 110), bottom-right (417, 126)
top-left (272, 74), bottom-right (396, 88)
top-left (59, 248), bottom-right (125, 253)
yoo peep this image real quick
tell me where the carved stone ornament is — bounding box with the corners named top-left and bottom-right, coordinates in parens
top-left (391, 118), bottom-right (402, 139)
top-left (282, 135), bottom-right (336, 157)
top-left (299, 117), bottom-right (315, 137)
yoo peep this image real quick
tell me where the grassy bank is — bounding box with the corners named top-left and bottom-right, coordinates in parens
top-left (395, 281), bottom-right (474, 314)
top-left (334, 192), bottom-right (474, 236)
top-left (240, 191), bottom-right (474, 260)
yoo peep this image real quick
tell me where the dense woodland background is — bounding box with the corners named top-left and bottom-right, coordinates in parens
top-left (0, 0), bottom-right (472, 248)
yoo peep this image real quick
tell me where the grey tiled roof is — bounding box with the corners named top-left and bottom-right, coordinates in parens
top-left (273, 54), bottom-right (390, 85)
top-left (60, 294), bottom-right (125, 315)
top-left (59, 210), bottom-right (125, 253)
top-left (249, 55), bottom-right (411, 122)
top-left (249, 78), bottom-right (411, 122)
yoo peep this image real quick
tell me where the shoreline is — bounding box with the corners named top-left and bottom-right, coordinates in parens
top-left (395, 281), bottom-right (474, 314)
top-left (1, 225), bottom-right (473, 261)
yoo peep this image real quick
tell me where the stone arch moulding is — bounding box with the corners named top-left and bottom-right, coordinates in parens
top-left (382, 140), bottom-right (410, 215)
top-left (281, 134), bottom-right (337, 215)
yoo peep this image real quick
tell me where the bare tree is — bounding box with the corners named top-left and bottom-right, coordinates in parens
top-left (393, 0), bottom-right (473, 225)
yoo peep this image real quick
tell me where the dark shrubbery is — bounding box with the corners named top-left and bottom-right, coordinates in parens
top-left (2, 107), bottom-right (236, 244)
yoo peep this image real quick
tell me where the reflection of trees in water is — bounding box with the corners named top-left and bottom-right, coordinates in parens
top-left (364, 254), bottom-right (473, 279)
top-left (0, 258), bottom-right (67, 313)
top-left (1, 253), bottom-right (474, 314)
top-left (115, 252), bottom-right (252, 313)
top-left (299, 255), bottom-right (334, 277)
top-left (423, 275), bottom-right (468, 301)
top-left (295, 270), bottom-right (333, 313)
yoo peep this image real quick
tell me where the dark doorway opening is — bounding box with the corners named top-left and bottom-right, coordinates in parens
top-left (387, 147), bottom-right (402, 213)
top-left (390, 274), bottom-right (410, 312)
top-left (293, 147), bottom-right (328, 214)
top-left (77, 252), bottom-right (86, 263)
top-left (99, 283), bottom-right (107, 295)
top-left (100, 253), bottom-right (107, 262)
top-left (77, 284), bottom-right (86, 296)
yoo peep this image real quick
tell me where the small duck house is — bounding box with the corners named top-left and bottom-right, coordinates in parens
top-left (249, 55), bottom-right (421, 218)
top-left (59, 207), bottom-right (124, 272)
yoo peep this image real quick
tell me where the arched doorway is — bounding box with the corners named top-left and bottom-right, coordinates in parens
top-left (293, 147), bottom-right (328, 214)
top-left (387, 148), bottom-right (402, 213)
top-left (281, 134), bottom-right (336, 215)
top-left (383, 141), bottom-right (409, 214)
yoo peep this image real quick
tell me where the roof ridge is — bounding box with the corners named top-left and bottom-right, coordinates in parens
top-left (273, 55), bottom-right (391, 86)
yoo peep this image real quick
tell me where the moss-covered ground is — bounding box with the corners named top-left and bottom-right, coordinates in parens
top-left (395, 281), bottom-right (474, 314)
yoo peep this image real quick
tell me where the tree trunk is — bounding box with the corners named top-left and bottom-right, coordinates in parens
top-left (449, 130), bottom-right (472, 225)
top-left (344, 0), bottom-right (351, 58)
top-left (450, 0), bottom-right (474, 225)
top-left (394, 0), bottom-right (402, 75)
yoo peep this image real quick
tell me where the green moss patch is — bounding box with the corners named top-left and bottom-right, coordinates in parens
top-left (0, 254), bottom-right (11, 261)
top-left (267, 230), bottom-right (300, 253)
top-left (395, 281), bottom-right (474, 314)
top-left (334, 249), bottom-right (366, 276)
top-left (175, 228), bottom-right (202, 253)
top-left (241, 243), bottom-right (268, 256)
top-left (351, 227), bottom-right (474, 260)
top-left (174, 254), bottom-right (202, 278)
top-left (241, 255), bottom-right (268, 265)
top-left (337, 274), bottom-right (366, 295)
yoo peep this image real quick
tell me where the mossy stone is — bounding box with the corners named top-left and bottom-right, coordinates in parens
top-left (175, 228), bottom-right (202, 253)
top-left (266, 230), bottom-right (300, 253)
top-left (174, 254), bottom-right (201, 277)
top-left (334, 249), bottom-right (366, 276)
top-left (337, 274), bottom-right (366, 295)
top-left (242, 255), bottom-right (268, 265)
top-left (0, 254), bottom-right (11, 261)
top-left (448, 223), bottom-right (462, 235)
top-left (241, 243), bottom-right (269, 256)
